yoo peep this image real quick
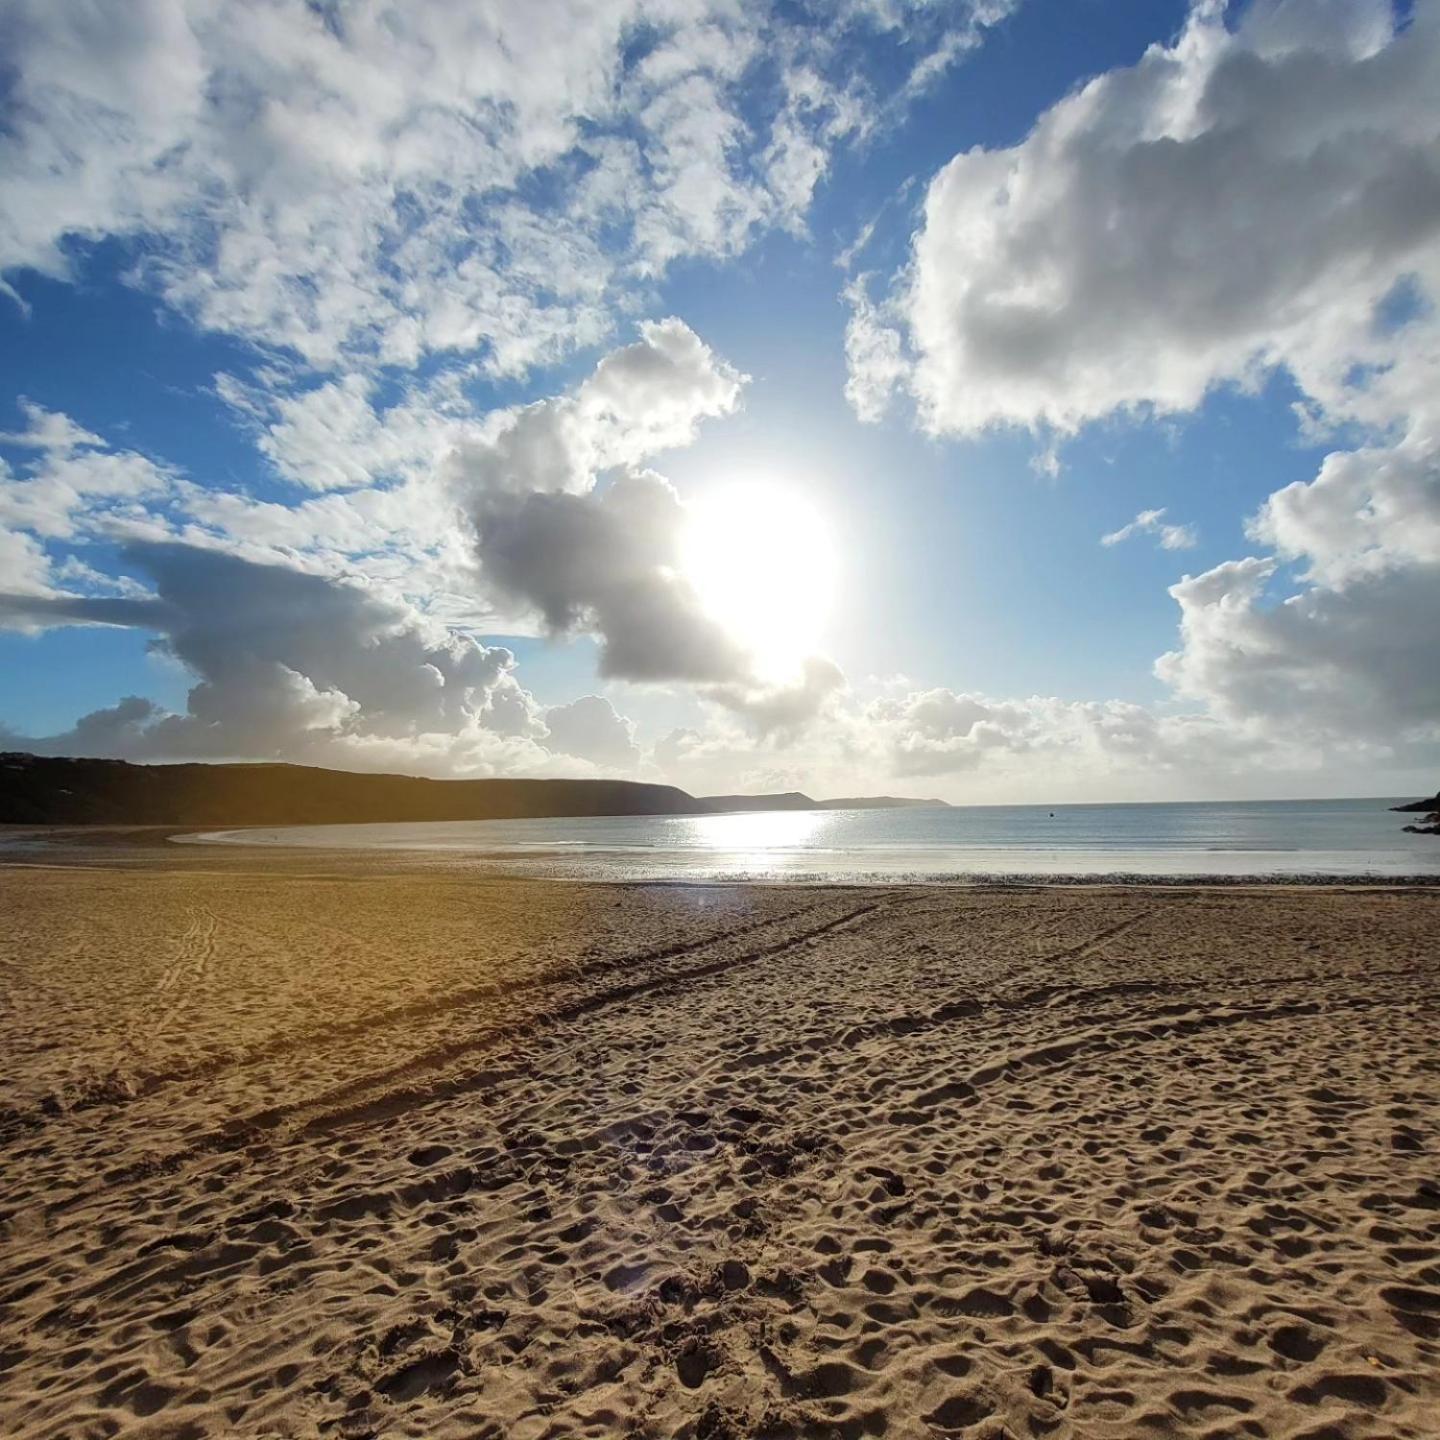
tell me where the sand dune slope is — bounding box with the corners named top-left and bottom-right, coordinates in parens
top-left (0, 867), bottom-right (1437, 1438)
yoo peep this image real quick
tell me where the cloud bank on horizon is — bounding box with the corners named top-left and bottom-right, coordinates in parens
top-left (1, 0), bottom-right (1438, 801)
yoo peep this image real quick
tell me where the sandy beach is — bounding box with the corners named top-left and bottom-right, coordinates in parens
top-left (1, 851), bottom-right (1437, 1439)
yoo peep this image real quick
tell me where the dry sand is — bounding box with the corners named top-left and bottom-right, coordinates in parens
top-left (0, 852), bottom-right (1437, 1439)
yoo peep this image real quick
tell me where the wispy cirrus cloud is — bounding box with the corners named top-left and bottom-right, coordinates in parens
top-left (1101, 509), bottom-right (1197, 551)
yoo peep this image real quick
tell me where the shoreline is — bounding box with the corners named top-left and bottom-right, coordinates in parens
top-left (3, 823), bottom-right (1439, 888)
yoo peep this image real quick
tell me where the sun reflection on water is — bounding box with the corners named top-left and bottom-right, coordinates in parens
top-left (675, 809), bottom-right (832, 867)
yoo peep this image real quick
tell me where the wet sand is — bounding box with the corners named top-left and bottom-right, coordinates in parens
top-left (1, 851), bottom-right (1437, 1438)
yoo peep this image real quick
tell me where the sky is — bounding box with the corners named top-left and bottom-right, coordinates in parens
top-left (1, 0), bottom-right (1438, 804)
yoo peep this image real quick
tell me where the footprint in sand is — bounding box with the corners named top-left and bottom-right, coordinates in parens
top-left (924, 1392), bottom-right (994, 1431)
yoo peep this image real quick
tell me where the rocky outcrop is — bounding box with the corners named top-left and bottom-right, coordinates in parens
top-left (1394, 790), bottom-right (1440, 834)
top-left (1393, 792), bottom-right (1440, 812)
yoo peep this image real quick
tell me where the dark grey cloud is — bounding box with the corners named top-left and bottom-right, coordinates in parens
top-left (471, 468), bottom-right (751, 684)
top-left (0, 542), bottom-right (548, 771)
top-left (1159, 556), bottom-right (1440, 743)
top-left (442, 317), bottom-right (763, 690)
top-left (707, 656), bottom-right (846, 739)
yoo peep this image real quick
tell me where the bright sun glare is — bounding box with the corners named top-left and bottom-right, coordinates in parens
top-left (680, 482), bottom-right (837, 680)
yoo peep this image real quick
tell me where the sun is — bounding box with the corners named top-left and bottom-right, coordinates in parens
top-left (680, 481), bottom-right (838, 680)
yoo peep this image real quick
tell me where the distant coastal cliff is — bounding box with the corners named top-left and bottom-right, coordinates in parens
top-left (0, 753), bottom-right (699, 827)
top-left (0, 754), bottom-right (944, 828)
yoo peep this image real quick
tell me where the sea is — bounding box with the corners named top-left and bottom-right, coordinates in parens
top-left (185, 797), bottom-right (1440, 883)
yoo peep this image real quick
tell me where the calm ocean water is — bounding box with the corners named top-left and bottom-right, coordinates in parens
top-left (188, 797), bottom-right (1440, 881)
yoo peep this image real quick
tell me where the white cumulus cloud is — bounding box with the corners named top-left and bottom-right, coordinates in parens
top-left (1, 0), bottom-right (1017, 380)
top-left (850, 0), bottom-right (1440, 774)
top-left (869, 0), bottom-right (1440, 436)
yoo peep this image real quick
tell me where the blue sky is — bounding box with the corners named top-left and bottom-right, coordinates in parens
top-left (1, 0), bottom-right (1437, 801)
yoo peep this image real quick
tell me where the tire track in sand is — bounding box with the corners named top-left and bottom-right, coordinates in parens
top-left (149, 904), bottom-right (218, 1039)
top-left (49, 897), bottom-right (891, 1210)
top-left (0, 897), bottom-right (829, 1146)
